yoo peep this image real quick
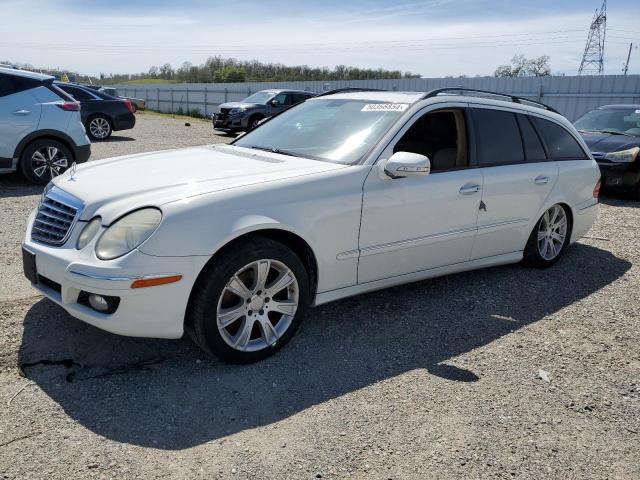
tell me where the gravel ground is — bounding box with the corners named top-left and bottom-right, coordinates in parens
top-left (0, 112), bottom-right (638, 479)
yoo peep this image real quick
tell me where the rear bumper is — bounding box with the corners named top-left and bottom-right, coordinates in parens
top-left (571, 201), bottom-right (599, 243)
top-left (113, 113), bottom-right (136, 131)
top-left (73, 143), bottom-right (91, 164)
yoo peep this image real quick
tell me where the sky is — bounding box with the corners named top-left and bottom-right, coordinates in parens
top-left (1, 0), bottom-right (639, 77)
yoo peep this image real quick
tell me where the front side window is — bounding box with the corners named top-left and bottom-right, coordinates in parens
top-left (234, 99), bottom-right (408, 164)
top-left (393, 109), bottom-right (468, 171)
top-left (243, 91), bottom-right (276, 104)
top-left (472, 108), bottom-right (524, 166)
top-left (533, 117), bottom-right (588, 160)
top-left (574, 108), bottom-right (640, 136)
top-left (272, 93), bottom-right (291, 106)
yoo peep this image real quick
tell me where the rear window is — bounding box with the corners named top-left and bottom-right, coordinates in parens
top-left (47, 82), bottom-right (76, 102)
top-left (58, 85), bottom-right (95, 101)
top-left (472, 108), bottom-right (524, 166)
top-left (532, 117), bottom-right (588, 160)
top-left (0, 74), bottom-right (41, 98)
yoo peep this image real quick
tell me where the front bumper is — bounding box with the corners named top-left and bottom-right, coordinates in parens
top-left (22, 210), bottom-right (209, 339)
top-left (596, 161), bottom-right (640, 189)
top-left (212, 112), bottom-right (246, 131)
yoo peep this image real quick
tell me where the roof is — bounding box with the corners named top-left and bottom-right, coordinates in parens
top-left (310, 91), bottom-right (423, 103)
top-left (258, 89), bottom-right (312, 94)
top-left (0, 66), bottom-right (53, 81)
top-left (596, 104), bottom-right (640, 109)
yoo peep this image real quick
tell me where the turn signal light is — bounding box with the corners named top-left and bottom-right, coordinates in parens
top-left (593, 178), bottom-right (601, 198)
top-left (130, 275), bottom-right (183, 289)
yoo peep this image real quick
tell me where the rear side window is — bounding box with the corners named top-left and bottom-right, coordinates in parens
top-left (59, 85), bottom-right (94, 101)
top-left (532, 117), bottom-right (588, 160)
top-left (472, 108), bottom-right (524, 166)
top-left (516, 114), bottom-right (547, 161)
top-left (291, 93), bottom-right (309, 104)
top-left (0, 74), bottom-right (40, 98)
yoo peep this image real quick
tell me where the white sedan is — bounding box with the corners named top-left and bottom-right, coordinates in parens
top-left (22, 89), bottom-right (600, 363)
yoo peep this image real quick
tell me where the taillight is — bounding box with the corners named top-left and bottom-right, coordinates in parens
top-left (56, 101), bottom-right (80, 111)
top-left (593, 178), bottom-right (601, 198)
top-left (123, 99), bottom-right (134, 113)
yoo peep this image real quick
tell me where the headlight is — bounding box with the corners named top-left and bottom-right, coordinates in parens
top-left (604, 147), bottom-right (639, 163)
top-left (229, 108), bottom-right (245, 115)
top-left (76, 217), bottom-right (102, 250)
top-left (95, 208), bottom-right (162, 260)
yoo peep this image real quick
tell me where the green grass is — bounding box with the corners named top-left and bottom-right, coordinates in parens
top-left (122, 78), bottom-right (178, 85)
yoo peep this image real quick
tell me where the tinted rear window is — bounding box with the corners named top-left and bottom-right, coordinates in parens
top-left (0, 74), bottom-right (41, 98)
top-left (58, 85), bottom-right (94, 101)
top-left (472, 108), bottom-right (524, 166)
top-left (517, 114), bottom-right (547, 161)
top-left (532, 117), bottom-right (588, 160)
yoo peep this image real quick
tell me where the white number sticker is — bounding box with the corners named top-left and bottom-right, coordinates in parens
top-left (361, 103), bottom-right (409, 112)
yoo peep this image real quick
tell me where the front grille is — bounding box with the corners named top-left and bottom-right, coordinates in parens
top-left (217, 108), bottom-right (230, 119)
top-left (31, 187), bottom-right (82, 246)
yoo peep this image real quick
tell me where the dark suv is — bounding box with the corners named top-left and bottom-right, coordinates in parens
top-left (213, 89), bottom-right (315, 133)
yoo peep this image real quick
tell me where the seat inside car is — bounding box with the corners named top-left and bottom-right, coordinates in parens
top-left (394, 109), bottom-right (468, 170)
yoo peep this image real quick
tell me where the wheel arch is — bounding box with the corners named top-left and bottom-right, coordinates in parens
top-left (13, 130), bottom-right (77, 166)
top-left (185, 225), bottom-right (319, 325)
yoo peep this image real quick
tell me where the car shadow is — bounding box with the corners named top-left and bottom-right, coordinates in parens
top-left (599, 194), bottom-right (639, 207)
top-left (99, 135), bottom-right (135, 142)
top-left (0, 173), bottom-right (43, 198)
top-left (17, 243), bottom-right (630, 450)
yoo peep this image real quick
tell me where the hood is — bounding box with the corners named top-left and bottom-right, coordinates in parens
top-left (53, 145), bottom-right (345, 222)
top-left (218, 102), bottom-right (260, 110)
top-left (579, 131), bottom-right (640, 154)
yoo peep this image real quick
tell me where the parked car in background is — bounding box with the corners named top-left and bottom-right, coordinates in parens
top-left (55, 82), bottom-right (135, 140)
top-left (574, 104), bottom-right (640, 199)
top-left (22, 88), bottom-right (599, 363)
top-left (0, 67), bottom-right (90, 184)
top-left (85, 86), bottom-right (146, 112)
top-left (213, 89), bottom-right (315, 133)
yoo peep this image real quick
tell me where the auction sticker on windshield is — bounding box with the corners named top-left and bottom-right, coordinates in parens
top-left (361, 103), bottom-right (409, 112)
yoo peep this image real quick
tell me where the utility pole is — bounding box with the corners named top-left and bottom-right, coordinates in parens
top-left (623, 43), bottom-right (633, 75)
top-left (578, 0), bottom-right (607, 75)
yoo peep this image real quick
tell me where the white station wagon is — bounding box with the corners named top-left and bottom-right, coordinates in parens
top-left (22, 88), bottom-right (600, 363)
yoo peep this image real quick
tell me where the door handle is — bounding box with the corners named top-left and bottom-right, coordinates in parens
top-left (459, 183), bottom-right (481, 195)
top-left (12, 109), bottom-right (30, 116)
top-left (534, 175), bottom-right (550, 185)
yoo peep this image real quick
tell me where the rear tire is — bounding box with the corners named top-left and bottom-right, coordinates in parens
top-left (20, 139), bottom-right (73, 185)
top-left (186, 238), bottom-right (310, 363)
top-left (86, 115), bottom-right (112, 140)
top-left (522, 204), bottom-right (571, 268)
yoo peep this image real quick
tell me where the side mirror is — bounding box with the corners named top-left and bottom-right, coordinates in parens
top-left (268, 99), bottom-right (278, 106)
top-left (384, 151), bottom-right (431, 178)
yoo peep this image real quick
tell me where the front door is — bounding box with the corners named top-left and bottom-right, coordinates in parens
top-left (358, 105), bottom-right (483, 284)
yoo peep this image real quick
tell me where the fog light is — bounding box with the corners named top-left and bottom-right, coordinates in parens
top-left (89, 294), bottom-right (109, 312)
top-left (78, 291), bottom-right (121, 314)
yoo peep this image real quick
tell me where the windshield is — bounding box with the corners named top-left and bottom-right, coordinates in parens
top-left (574, 108), bottom-right (640, 136)
top-left (243, 91), bottom-right (276, 104)
top-left (234, 99), bottom-right (409, 164)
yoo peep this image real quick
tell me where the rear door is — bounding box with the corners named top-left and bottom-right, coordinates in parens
top-left (470, 107), bottom-right (558, 260)
top-left (0, 74), bottom-right (42, 163)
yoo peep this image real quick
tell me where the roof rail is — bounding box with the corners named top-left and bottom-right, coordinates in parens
top-left (421, 87), bottom-right (559, 114)
top-left (315, 87), bottom-right (386, 97)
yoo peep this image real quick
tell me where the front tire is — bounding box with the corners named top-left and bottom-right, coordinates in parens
top-left (20, 139), bottom-right (73, 185)
top-left (187, 238), bottom-right (310, 363)
top-left (522, 204), bottom-right (571, 268)
top-left (86, 115), bottom-right (112, 140)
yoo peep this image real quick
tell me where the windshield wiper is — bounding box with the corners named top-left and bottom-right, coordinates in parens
top-left (246, 145), bottom-right (306, 158)
top-left (598, 129), bottom-right (634, 137)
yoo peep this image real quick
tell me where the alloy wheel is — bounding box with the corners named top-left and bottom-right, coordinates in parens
top-left (216, 259), bottom-right (299, 352)
top-left (30, 146), bottom-right (68, 179)
top-left (89, 117), bottom-right (111, 139)
top-left (537, 205), bottom-right (568, 261)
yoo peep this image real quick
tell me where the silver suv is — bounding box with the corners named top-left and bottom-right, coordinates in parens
top-left (0, 67), bottom-right (91, 184)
